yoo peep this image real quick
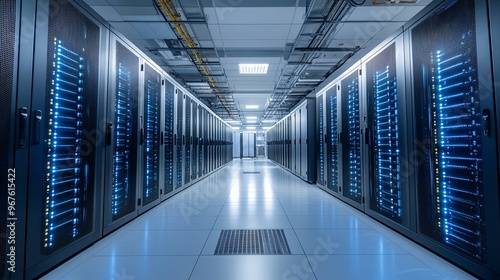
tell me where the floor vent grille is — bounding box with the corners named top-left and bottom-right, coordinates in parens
top-left (214, 229), bottom-right (291, 255)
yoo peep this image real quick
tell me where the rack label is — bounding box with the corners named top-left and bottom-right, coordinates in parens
top-left (6, 168), bottom-right (16, 272)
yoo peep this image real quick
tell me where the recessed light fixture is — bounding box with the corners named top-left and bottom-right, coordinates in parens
top-left (246, 116), bottom-right (257, 119)
top-left (226, 120), bottom-right (241, 123)
top-left (246, 126), bottom-right (256, 129)
top-left (238, 64), bottom-right (269, 74)
top-left (232, 127), bottom-right (240, 130)
top-left (245, 105), bottom-right (259, 109)
top-left (262, 127), bottom-right (271, 130)
top-left (261, 120), bottom-right (276, 123)
top-left (247, 120), bottom-right (257, 123)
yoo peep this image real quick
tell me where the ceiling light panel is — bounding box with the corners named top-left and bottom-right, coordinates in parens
top-left (238, 64), bottom-right (269, 74)
top-left (246, 116), bottom-right (258, 119)
top-left (245, 105), bottom-right (259, 109)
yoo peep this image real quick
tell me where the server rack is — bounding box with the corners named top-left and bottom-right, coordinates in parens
top-left (300, 106), bottom-right (308, 179)
top-left (203, 109), bottom-right (209, 175)
top-left (363, 38), bottom-right (410, 229)
top-left (162, 80), bottom-right (175, 199)
top-left (287, 116), bottom-right (292, 170)
top-left (139, 63), bottom-right (162, 212)
top-left (1, 0), bottom-right (30, 279)
top-left (183, 95), bottom-right (192, 185)
top-left (174, 88), bottom-right (183, 189)
top-left (25, 0), bottom-right (107, 277)
top-left (294, 112), bottom-right (300, 174)
top-left (103, 36), bottom-right (140, 234)
top-left (340, 69), bottom-right (364, 209)
top-left (317, 94), bottom-right (326, 186)
top-left (409, 0), bottom-right (500, 277)
top-left (326, 86), bottom-right (341, 195)
top-left (197, 107), bottom-right (204, 178)
top-left (192, 103), bottom-right (198, 181)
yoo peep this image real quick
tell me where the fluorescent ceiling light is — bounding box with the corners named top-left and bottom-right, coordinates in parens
top-left (238, 64), bottom-right (269, 74)
top-left (247, 120), bottom-right (257, 123)
top-left (245, 105), bottom-right (259, 109)
top-left (232, 127), bottom-right (240, 130)
top-left (246, 126), bottom-right (256, 129)
top-left (246, 116), bottom-right (257, 119)
top-left (226, 120), bottom-right (241, 123)
top-left (262, 127), bottom-right (271, 129)
top-left (261, 120), bottom-right (276, 123)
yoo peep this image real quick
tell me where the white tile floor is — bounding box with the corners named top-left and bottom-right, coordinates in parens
top-left (41, 159), bottom-right (477, 280)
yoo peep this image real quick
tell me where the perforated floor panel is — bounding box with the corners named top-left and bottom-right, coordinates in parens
top-left (214, 229), bottom-right (291, 255)
top-left (242, 171), bottom-right (261, 174)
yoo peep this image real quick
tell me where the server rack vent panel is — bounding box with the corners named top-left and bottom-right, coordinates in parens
top-left (327, 89), bottom-right (339, 192)
top-left (366, 44), bottom-right (402, 222)
top-left (44, 39), bottom-right (94, 253)
top-left (318, 99), bottom-right (324, 185)
top-left (164, 81), bottom-right (174, 194)
top-left (412, 0), bottom-right (486, 261)
top-left (175, 91), bottom-right (183, 188)
top-left (1, 0), bottom-right (16, 276)
top-left (142, 66), bottom-right (160, 205)
top-left (184, 96), bottom-right (191, 184)
top-left (342, 72), bottom-right (362, 202)
top-left (111, 57), bottom-right (136, 220)
top-left (192, 104), bottom-right (198, 180)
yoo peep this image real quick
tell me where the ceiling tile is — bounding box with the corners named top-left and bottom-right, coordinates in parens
top-left (391, 6), bottom-right (427, 22)
top-left (346, 6), bottom-right (398, 22)
top-left (114, 6), bottom-right (158, 15)
top-left (219, 25), bottom-right (291, 40)
top-left (148, 22), bottom-right (177, 39)
top-left (287, 24), bottom-right (302, 41)
top-left (130, 22), bottom-right (157, 39)
top-left (207, 24), bottom-right (223, 40)
top-left (372, 22), bottom-right (403, 40)
top-left (219, 39), bottom-right (286, 48)
top-left (90, 6), bottom-right (123, 21)
top-left (212, 7), bottom-right (295, 25)
top-left (333, 22), bottom-right (388, 43)
top-left (83, 0), bottom-right (109, 5)
top-left (110, 22), bottom-right (143, 39)
top-left (292, 7), bottom-right (305, 24)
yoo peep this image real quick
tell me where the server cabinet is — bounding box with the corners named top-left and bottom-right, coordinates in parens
top-left (364, 38), bottom-right (410, 228)
top-left (191, 102), bottom-right (198, 181)
top-left (183, 95), bottom-right (192, 185)
top-left (317, 94), bottom-right (326, 186)
top-left (1, 0), bottom-right (30, 279)
top-left (197, 107), bottom-right (204, 178)
top-left (203, 109), bottom-right (209, 175)
top-left (287, 116), bottom-right (292, 170)
top-left (409, 0), bottom-right (500, 277)
top-left (162, 80), bottom-right (175, 199)
top-left (139, 62), bottom-right (162, 212)
top-left (340, 69), bottom-right (364, 209)
top-left (293, 110), bottom-right (301, 174)
top-left (103, 36), bottom-right (140, 234)
top-left (300, 106), bottom-right (308, 179)
top-left (25, 0), bottom-right (107, 277)
top-left (174, 88), bottom-right (183, 189)
top-left (326, 86), bottom-right (341, 195)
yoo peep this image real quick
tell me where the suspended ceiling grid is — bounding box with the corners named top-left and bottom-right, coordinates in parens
top-left (83, 0), bottom-right (432, 129)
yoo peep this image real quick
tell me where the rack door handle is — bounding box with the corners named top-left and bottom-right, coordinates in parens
top-left (19, 107), bottom-right (28, 147)
top-left (34, 110), bottom-right (42, 145)
top-left (107, 122), bottom-right (113, 146)
top-left (161, 131), bottom-right (164, 145)
top-left (483, 109), bottom-right (491, 137)
top-left (364, 128), bottom-right (369, 145)
top-left (140, 128), bottom-right (144, 145)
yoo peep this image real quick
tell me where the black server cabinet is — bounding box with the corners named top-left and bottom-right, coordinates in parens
top-left (2, 0), bottom-right (30, 279)
top-left (287, 116), bottom-right (292, 170)
top-left (340, 69), bottom-right (363, 208)
top-left (326, 86), bottom-right (341, 195)
top-left (303, 99), bottom-right (317, 183)
top-left (174, 88), bottom-right (183, 189)
top-left (103, 37), bottom-right (140, 234)
top-left (192, 103), bottom-right (198, 181)
top-left (197, 107), bottom-right (204, 178)
top-left (139, 63), bottom-right (161, 212)
top-left (317, 95), bottom-right (325, 186)
top-left (183, 95), bottom-right (192, 185)
top-left (299, 106), bottom-right (307, 179)
top-left (409, 0), bottom-right (500, 277)
top-left (291, 114), bottom-right (296, 172)
top-left (162, 80), bottom-right (175, 198)
top-left (203, 109), bottom-right (208, 175)
top-left (294, 112), bottom-right (300, 174)
top-left (25, 0), bottom-right (106, 277)
top-left (364, 39), bottom-right (410, 228)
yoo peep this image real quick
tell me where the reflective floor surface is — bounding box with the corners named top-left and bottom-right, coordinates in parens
top-left (41, 159), bottom-right (476, 280)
